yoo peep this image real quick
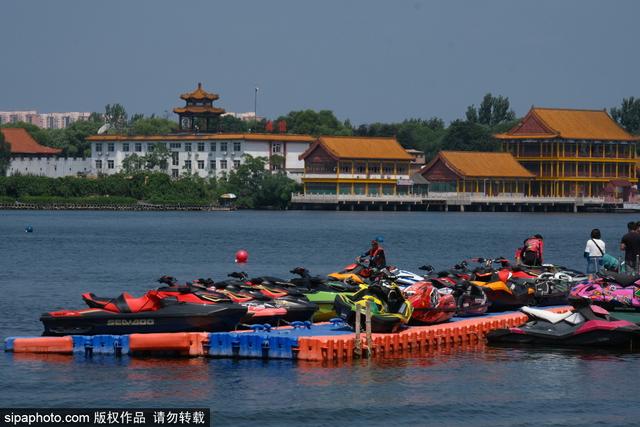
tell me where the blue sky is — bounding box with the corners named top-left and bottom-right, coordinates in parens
top-left (1, 0), bottom-right (638, 124)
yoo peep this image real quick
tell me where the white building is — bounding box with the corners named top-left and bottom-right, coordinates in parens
top-left (2, 128), bottom-right (91, 177)
top-left (0, 111), bottom-right (92, 129)
top-left (86, 133), bottom-right (315, 181)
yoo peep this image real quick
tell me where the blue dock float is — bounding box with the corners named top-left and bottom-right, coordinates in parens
top-left (4, 320), bottom-right (355, 360)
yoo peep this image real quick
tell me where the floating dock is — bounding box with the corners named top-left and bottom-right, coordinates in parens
top-left (5, 308), bottom-right (575, 362)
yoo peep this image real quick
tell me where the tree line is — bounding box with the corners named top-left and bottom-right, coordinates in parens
top-left (2, 94), bottom-right (639, 163)
top-left (0, 155), bottom-right (299, 209)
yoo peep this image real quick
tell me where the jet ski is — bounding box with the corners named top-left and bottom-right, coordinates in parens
top-left (470, 258), bottom-right (569, 310)
top-left (85, 278), bottom-right (288, 327)
top-left (487, 300), bottom-right (640, 347)
top-left (386, 267), bottom-right (425, 289)
top-left (212, 274), bottom-right (319, 323)
top-left (333, 283), bottom-right (413, 333)
top-left (189, 279), bottom-right (288, 326)
top-left (328, 259), bottom-right (373, 285)
top-left (41, 288), bottom-right (247, 336)
top-left (402, 281), bottom-right (456, 324)
top-left (287, 267), bottom-right (359, 321)
top-left (570, 271), bottom-right (640, 311)
top-left (418, 265), bottom-right (490, 316)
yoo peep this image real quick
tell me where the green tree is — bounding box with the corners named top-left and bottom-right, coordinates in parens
top-left (611, 97), bottom-right (640, 134)
top-left (0, 130), bottom-right (10, 176)
top-left (144, 144), bottom-right (170, 170)
top-left (104, 104), bottom-right (128, 131)
top-left (277, 110), bottom-right (353, 136)
top-left (60, 118), bottom-right (102, 157)
top-left (129, 117), bottom-right (178, 135)
top-left (217, 154), bottom-right (298, 208)
top-left (441, 120), bottom-right (497, 152)
top-left (220, 115), bottom-right (248, 133)
top-left (121, 154), bottom-right (145, 173)
top-left (466, 93), bottom-right (516, 127)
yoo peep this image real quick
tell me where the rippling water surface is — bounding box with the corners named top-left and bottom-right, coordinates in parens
top-left (1, 211), bottom-right (639, 426)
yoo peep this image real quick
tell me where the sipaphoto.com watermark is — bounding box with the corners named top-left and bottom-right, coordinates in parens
top-left (0, 408), bottom-right (210, 427)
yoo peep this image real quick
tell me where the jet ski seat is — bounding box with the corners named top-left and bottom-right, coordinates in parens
top-left (601, 271), bottom-right (640, 287)
top-left (521, 306), bottom-right (574, 324)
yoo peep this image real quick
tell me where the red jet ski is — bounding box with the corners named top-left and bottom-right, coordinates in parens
top-left (41, 287), bottom-right (247, 336)
top-left (403, 281), bottom-right (456, 324)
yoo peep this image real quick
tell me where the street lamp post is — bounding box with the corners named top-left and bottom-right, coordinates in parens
top-left (254, 86), bottom-right (259, 123)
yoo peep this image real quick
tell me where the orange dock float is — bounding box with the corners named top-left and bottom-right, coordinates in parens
top-left (4, 307), bottom-right (571, 361)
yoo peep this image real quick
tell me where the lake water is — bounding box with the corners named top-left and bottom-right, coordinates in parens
top-left (1, 211), bottom-right (639, 426)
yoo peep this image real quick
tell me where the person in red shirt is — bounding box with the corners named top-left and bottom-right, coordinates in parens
top-left (361, 237), bottom-right (387, 269)
top-left (516, 234), bottom-right (544, 266)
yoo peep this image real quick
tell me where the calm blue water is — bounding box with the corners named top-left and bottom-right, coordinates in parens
top-left (1, 211), bottom-right (639, 426)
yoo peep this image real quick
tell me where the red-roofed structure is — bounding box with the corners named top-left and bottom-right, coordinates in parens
top-left (1, 128), bottom-right (62, 155)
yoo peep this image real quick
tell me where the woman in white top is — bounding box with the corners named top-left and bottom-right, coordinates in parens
top-left (584, 228), bottom-right (606, 274)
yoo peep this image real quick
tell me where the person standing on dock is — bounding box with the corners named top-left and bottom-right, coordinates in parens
top-left (584, 229), bottom-right (605, 274)
top-left (620, 222), bottom-right (640, 273)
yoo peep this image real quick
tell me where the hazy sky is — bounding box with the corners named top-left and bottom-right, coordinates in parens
top-left (2, 0), bottom-right (638, 124)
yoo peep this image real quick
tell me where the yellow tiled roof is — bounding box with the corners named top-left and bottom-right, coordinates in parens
top-left (426, 151), bottom-right (534, 178)
top-left (173, 105), bottom-right (226, 114)
top-left (179, 83), bottom-right (220, 101)
top-left (495, 107), bottom-right (638, 141)
top-left (301, 136), bottom-right (414, 160)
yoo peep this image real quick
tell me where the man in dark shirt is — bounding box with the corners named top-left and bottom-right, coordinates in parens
top-left (620, 222), bottom-right (640, 273)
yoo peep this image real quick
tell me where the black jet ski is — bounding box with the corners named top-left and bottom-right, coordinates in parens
top-left (41, 288), bottom-right (247, 336)
top-left (212, 273), bottom-right (319, 322)
top-left (487, 300), bottom-right (640, 347)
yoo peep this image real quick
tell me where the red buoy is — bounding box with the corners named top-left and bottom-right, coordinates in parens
top-left (235, 249), bottom-right (248, 263)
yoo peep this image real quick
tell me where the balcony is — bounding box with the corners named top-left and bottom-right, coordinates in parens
top-left (303, 172), bottom-right (408, 180)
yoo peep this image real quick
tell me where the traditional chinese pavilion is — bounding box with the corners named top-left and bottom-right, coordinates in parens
top-left (420, 151), bottom-right (534, 195)
top-left (494, 107), bottom-right (639, 199)
top-left (299, 136), bottom-right (415, 195)
top-left (173, 83), bottom-right (225, 132)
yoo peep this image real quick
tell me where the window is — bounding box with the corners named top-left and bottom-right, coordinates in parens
top-left (210, 142), bottom-right (216, 152)
top-left (107, 143), bottom-right (115, 152)
top-left (356, 163), bottom-right (366, 174)
top-left (233, 160), bottom-right (240, 168)
top-left (122, 143), bottom-right (129, 152)
top-left (95, 160), bottom-right (102, 169)
top-left (170, 143), bottom-right (181, 150)
top-left (272, 143), bottom-right (281, 153)
top-left (340, 164), bottom-right (351, 173)
top-left (210, 160), bottom-right (217, 170)
top-left (155, 143), bottom-right (166, 151)
top-left (107, 160), bottom-right (114, 169)
top-left (172, 152), bottom-right (179, 166)
top-left (96, 143), bottom-right (102, 152)
top-left (220, 142), bottom-right (228, 152)
top-left (135, 143), bottom-right (142, 152)
top-left (185, 143), bottom-right (192, 152)
top-left (198, 160), bottom-right (205, 169)
top-left (220, 160), bottom-right (227, 169)
top-left (184, 160), bottom-right (192, 170)
top-left (197, 142), bottom-right (205, 152)
top-left (233, 142), bottom-right (241, 152)
top-left (172, 169), bottom-right (179, 178)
